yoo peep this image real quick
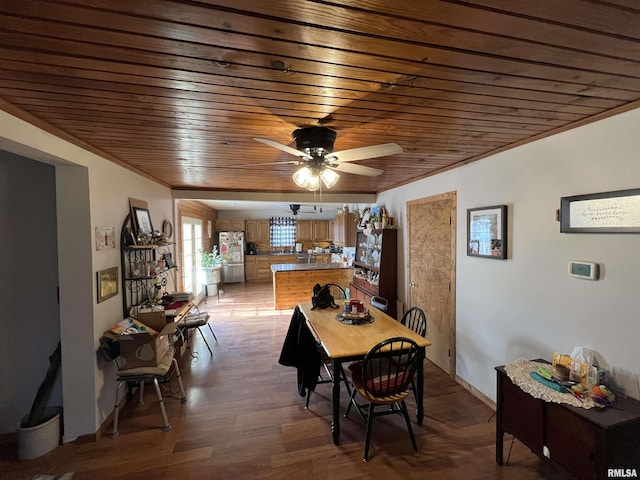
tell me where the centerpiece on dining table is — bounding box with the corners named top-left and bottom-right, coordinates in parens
top-left (337, 299), bottom-right (373, 325)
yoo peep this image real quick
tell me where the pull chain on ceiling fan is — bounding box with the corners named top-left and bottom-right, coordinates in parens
top-left (254, 127), bottom-right (402, 191)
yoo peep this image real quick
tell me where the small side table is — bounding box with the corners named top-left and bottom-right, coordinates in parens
top-left (203, 283), bottom-right (220, 303)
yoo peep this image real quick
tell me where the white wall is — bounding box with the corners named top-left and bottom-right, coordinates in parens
top-left (0, 111), bottom-right (175, 440)
top-left (379, 107), bottom-right (640, 402)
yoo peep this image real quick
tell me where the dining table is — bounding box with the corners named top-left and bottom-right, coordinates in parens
top-left (298, 301), bottom-right (431, 445)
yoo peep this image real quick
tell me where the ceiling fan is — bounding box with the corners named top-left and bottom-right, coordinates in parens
top-left (288, 204), bottom-right (322, 216)
top-left (254, 127), bottom-right (402, 189)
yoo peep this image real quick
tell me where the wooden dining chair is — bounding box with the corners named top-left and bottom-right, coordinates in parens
top-left (344, 337), bottom-right (420, 462)
top-left (306, 283), bottom-right (351, 408)
top-left (400, 306), bottom-right (427, 401)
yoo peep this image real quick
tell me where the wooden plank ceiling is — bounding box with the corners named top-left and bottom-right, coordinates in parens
top-left (1, 0), bottom-right (640, 196)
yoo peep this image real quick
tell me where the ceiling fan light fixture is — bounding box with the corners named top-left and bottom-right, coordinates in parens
top-left (292, 166), bottom-right (319, 191)
top-left (320, 168), bottom-right (340, 188)
top-left (292, 165), bottom-right (339, 191)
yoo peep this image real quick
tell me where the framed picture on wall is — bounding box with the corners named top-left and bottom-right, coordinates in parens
top-left (467, 205), bottom-right (507, 259)
top-left (97, 266), bottom-right (119, 303)
top-left (560, 188), bottom-right (640, 233)
top-left (129, 198), bottom-right (154, 240)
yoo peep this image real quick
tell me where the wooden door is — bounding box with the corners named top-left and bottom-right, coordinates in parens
top-left (407, 192), bottom-right (456, 376)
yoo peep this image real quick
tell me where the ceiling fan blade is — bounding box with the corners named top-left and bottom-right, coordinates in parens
top-left (328, 143), bottom-right (402, 163)
top-left (330, 163), bottom-right (383, 176)
top-left (254, 137), bottom-right (312, 160)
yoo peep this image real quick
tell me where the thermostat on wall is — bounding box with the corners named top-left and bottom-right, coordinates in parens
top-left (568, 260), bottom-right (599, 280)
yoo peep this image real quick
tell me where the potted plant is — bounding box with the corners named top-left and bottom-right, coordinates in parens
top-left (18, 342), bottom-right (62, 460)
top-left (371, 212), bottom-right (382, 230)
top-left (199, 246), bottom-right (222, 285)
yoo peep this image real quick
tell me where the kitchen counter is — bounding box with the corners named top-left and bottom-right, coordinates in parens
top-left (270, 262), bottom-right (352, 272)
top-left (271, 263), bottom-right (354, 310)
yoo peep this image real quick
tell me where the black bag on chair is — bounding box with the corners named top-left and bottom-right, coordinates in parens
top-left (311, 283), bottom-right (339, 310)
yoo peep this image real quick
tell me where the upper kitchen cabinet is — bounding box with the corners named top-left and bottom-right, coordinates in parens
top-left (215, 219), bottom-right (245, 232)
top-left (257, 220), bottom-right (270, 242)
top-left (229, 219), bottom-right (245, 231)
top-left (246, 220), bottom-right (271, 243)
top-left (313, 220), bottom-right (330, 241)
top-left (245, 220), bottom-right (257, 242)
top-left (296, 220), bottom-right (313, 240)
top-left (215, 219), bottom-right (229, 232)
top-left (333, 212), bottom-right (357, 247)
top-left (297, 220), bottom-right (330, 241)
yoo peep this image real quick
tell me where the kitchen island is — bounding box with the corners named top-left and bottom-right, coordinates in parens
top-left (271, 262), bottom-right (354, 310)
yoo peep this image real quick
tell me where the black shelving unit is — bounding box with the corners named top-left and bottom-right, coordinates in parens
top-left (120, 214), bottom-right (176, 318)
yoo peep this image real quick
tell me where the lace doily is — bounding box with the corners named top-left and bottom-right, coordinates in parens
top-left (504, 358), bottom-right (595, 409)
top-left (335, 313), bottom-right (374, 326)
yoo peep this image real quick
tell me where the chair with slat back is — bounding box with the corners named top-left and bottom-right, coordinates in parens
top-left (305, 283), bottom-right (351, 408)
top-left (344, 337), bottom-right (420, 462)
top-left (400, 306), bottom-right (427, 401)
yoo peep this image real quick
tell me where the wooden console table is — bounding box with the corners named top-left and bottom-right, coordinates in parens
top-left (496, 363), bottom-right (640, 479)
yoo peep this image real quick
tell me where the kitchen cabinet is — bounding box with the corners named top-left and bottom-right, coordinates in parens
top-left (215, 219), bottom-right (244, 232)
top-left (215, 219), bottom-right (229, 232)
top-left (296, 220), bottom-right (313, 240)
top-left (229, 219), bottom-right (245, 231)
top-left (496, 363), bottom-right (640, 480)
top-left (313, 220), bottom-right (330, 241)
top-left (245, 220), bottom-right (257, 242)
top-left (245, 220), bottom-right (271, 244)
top-left (350, 229), bottom-right (397, 318)
top-left (297, 220), bottom-right (329, 241)
top-left (244, 256), bottom-right (257, 281)
top-left (257, 220), bottom-right (270, 242)
top-left (256, 256), bottom-right (272, 282)
top-left (333, 212), bottom-right (357, 247)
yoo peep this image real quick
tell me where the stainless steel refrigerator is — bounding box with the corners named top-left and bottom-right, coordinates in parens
top-left (217, 230), bottom-right (245, 283)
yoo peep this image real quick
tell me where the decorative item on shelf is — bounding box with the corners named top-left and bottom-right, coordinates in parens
top-left (371, 212), bottom-right (381, 230)
top-left (357, 206), bottom-right (371, 231)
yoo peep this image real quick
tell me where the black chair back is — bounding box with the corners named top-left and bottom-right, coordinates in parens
top-left (401, 306), bottom-right (427, 338)
top-left (360, 337), bottom-right (419, 399)
top-left (325, 283), bottom-right (346, 300)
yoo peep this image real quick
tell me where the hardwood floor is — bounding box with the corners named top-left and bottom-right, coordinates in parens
top-left (0, 283), bottom-right (565, 479)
